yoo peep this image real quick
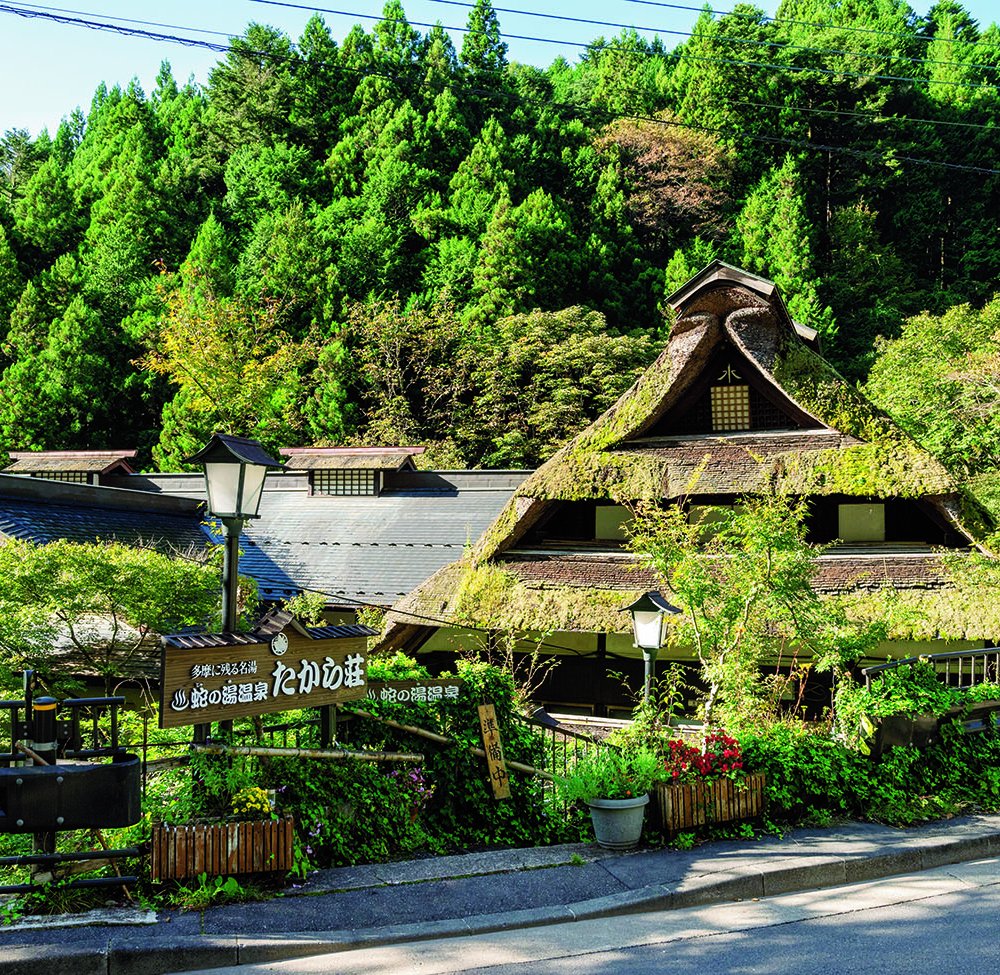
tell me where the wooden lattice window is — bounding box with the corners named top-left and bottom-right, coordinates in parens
top-left (29, 471), bottom-right (91, 484)
top-left (710, 365), bottom-right (750, 431)
top-left (311, 469), bottom-right (378, 496)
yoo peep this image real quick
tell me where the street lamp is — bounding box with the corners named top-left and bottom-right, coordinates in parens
top-left (621, 592), bottom-right (683, 703)
top-left (186, 433), bottom-right (285, 633)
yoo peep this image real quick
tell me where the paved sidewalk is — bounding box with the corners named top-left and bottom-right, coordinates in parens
top-left (2, 814), bottom-right (999, 975)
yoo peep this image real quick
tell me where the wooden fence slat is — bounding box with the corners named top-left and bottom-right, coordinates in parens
top-left (150, 818), bottom-right (295, 882)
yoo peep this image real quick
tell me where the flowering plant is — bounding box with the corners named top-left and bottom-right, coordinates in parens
top-left (661, 731), bottom-right (744, 783)
top-left (390, 766), bottom-right (436, 819)
top-left (230, 786), bottom-right (275, 819)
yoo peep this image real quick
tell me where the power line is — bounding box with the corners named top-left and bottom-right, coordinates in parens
top-left (3, 0), bottom-right (237, 39)
top-left (1, 3), bottom-right (996, 176)
top-left (422, 0), bottom-right (1000, 76)
top-left (622, 0), bottom-right (998, 51)
top-left (729, 97), bottom-right (999, 133)
top-left (251, 0), bottom-right (1000, 91)
top-left (616, 106), bottom-right (1000, 175)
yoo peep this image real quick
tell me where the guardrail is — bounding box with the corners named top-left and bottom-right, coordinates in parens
top-left (862, 648), bottom-right (1000, 689)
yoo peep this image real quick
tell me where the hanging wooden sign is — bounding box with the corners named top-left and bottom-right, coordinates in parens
top-left (477, 703), bottom-right (511, 800)
top-left (159, 615), bottom-right (375, 729)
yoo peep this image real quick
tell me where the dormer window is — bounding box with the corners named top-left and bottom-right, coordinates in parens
top-left (2, 449), bottom-right (137, 485)
top-left (311, 469), bottom-right (379, 496)
top-left (279, 445), bottom-right (426, 498)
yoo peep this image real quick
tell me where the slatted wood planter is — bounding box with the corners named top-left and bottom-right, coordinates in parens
top-left (150, 816), bottom-right (295, 882)
top-left (654, 773), bottom-right (766, 835)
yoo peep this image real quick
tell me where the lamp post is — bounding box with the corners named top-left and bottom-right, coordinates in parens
top-left (186, 433), bottom-right (285, 633)
top-left (621, 592), bottom-right (683, 703)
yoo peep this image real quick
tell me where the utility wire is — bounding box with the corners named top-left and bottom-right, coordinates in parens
top-left (729, 97), bottom-right (1000, 133)
top-left (251, 0), bottom-right (1000, 91)
top-left (4, 0), bottom-right (238, 38)
top-left (622, 0), bottom-right (998, 51)
top-left (2, 2), bottom-right (997, 175)
top-left (422, 0), bottom-right (1000, 75)
top-left (8, 0), bottom-right (994, 141)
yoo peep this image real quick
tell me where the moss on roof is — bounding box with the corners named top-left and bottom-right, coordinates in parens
top-left (385, 267), bottom-right (992, 650)
top-left (391, 552), bottom-right (1000, 644)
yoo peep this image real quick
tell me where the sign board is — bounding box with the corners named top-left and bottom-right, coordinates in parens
top-left (366, 679), bottom-right (464, 705)
top-left (160, 630), bottom-right (369, 729)
top-left (477, 703), bottom-right (510, 800)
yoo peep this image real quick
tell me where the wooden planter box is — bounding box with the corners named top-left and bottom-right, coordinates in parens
top-left (654, 773), bottom-right (766, 835)
top-left (150, 816), bottom-right (295, 882)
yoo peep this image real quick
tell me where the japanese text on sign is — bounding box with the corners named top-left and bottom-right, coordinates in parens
top-left (477, 703), bottom-right (510, 800)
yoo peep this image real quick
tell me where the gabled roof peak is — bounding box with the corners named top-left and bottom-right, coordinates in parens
top-left (666, 261), bottom-right (780, 310)
top-left (667, 261), bottom-right (820, 351)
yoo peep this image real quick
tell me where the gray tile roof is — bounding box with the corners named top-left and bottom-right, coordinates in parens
top-left (237, 484), bottom-right (520, 607)
top-left (2, 469), bottom-right (528, 610)
top-left (0, 477), bottom-right (206, 553)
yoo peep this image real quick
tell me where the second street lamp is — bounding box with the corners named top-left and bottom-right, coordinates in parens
top-left (621, 592), bottom-right (683, 703)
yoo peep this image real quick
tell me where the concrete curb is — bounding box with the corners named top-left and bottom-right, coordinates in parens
top-left (2, 825), bottom-right (999, 975)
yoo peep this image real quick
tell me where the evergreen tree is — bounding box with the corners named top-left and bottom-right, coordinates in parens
top-left (0, 225), bottom-right (23, 335)
top-left (735, 155), bottom-right (836, 344)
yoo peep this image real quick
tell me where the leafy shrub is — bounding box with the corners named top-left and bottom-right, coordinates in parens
top-left (556, 747), bottom-right (661, 802)
top-left (259, 656), bottom-right (582, 867)
top-left (738, 723), bottom-right (870, 822)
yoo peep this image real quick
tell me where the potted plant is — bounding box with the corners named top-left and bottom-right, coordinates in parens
top-left (653, 730), bottom-right (765, 835)
top-left (558, 747), bottom-right (661, 849)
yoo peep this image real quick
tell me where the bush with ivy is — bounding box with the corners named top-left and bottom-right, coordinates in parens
top-left (317, 655), bottom-right (584, 857)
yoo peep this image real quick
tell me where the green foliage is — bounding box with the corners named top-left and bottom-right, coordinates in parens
top-left (739, 723), bottom-right (870, 823)
top-left (1, 1), bottom-right (999, 464)
top-left (627, 494), bottom-right (884, 726)
top-left (739, 718), bottom-right (1000, 828)
top-left (173, 873), bottom-right (250, 911)
top-left (864, 296), bottom-right (1000, 482)
top-left (557, 746), bottom-right (662, 802)
top-left (0, 539), bottom-right (222, 695)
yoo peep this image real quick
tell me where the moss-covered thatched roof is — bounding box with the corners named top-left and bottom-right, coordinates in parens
top-left (382, 553), bottom-right (1000, 644)
top-left (473, 263), bottom-right (968, 562)
top-left (380, 263), bottom-right (991, 654)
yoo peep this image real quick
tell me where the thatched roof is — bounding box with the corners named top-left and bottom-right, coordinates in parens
top-left (279, 447), bottom-right (424, 471)
top-left (5, 450), bottom-right (137, 476)
top-left (379, 263), bottom-right (991, 653)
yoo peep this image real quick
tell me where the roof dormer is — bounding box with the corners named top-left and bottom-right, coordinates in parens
top-left (279, 446), bottom-right (426, 496)
top-left (3, 449), bottom-right (138, 485)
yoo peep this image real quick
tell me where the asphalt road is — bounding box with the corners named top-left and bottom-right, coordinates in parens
top-left (178, 856), bottom-right (1000, 975)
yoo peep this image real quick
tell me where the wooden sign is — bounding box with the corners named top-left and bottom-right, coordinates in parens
top-left (159, 627), bottom-right (369, 729)
top-left (477, 703), bottom-right (510, 800)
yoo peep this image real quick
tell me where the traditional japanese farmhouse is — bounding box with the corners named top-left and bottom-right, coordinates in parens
top-left (378, 262), bottom-right (998, 715)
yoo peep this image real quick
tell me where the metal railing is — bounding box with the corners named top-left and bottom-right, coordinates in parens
top-left (862, 648), bottom-right (1000, 690)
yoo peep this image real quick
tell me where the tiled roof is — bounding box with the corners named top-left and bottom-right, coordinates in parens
top-left (235, 487), bottom-right (517, 606)
top-left (0, 495), bottom-right (206, 553)
top-left (162, 622), bottom-right (375, 649)
top-left (0, 469), bottom-right (525, 610)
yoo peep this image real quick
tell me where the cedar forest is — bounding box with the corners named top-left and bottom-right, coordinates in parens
top-left (0, 0), bottom-right (998, 486)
